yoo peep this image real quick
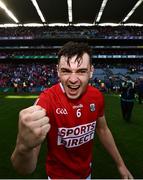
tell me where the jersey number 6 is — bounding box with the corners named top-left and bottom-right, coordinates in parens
top-left (76, 109), bottom-right (81, 118)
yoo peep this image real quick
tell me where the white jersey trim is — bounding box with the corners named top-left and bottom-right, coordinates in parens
top-left (59, 82), bottom-right (65, 93)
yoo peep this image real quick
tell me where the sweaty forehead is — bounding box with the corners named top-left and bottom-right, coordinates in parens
top-left (59, 54), bottom-right (90, 68)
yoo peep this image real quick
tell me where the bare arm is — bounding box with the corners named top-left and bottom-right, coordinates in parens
top-left (11, 105), bottom-right (51, 175)
top-left (11, 144), bottom-right (41, 175)
top-left (96, 115), bottom-right (133, 179)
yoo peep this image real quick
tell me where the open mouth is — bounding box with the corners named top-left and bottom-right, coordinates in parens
top-left (67, 85), bottom-right (80, 90)
top-left (65, 84), bottom-right (81, 98)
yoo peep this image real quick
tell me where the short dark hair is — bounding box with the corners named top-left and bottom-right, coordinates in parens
top-left (57, 41), bottom-right (92, 66)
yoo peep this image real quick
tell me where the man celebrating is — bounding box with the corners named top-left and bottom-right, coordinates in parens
top-left (11, 41), bottom-right (133, 179)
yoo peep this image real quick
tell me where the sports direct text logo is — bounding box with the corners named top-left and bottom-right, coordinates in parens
top-left (57, 121), bottom-right (96, 148)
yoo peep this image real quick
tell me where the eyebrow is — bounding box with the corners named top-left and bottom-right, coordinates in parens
top-left (76, 68), bottom-right (88, 72)
top-left (60, 67), bottom-right (89, 72)
top-left (60, 68), bottom-right (71, 71)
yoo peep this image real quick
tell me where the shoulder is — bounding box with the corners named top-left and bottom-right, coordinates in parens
top-left (40, 83), bottom-right (60, 97)
top-left (36, 83), bottom-right (61, 109)
top-left (84, 85), bottom-right (104, 106)
top-left (37, 83), bottom-right (62, 104)
top-left (87, 85), bottom-right (103, 98)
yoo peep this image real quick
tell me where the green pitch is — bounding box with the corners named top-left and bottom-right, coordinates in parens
top-left (0, 93), bottom-right (142, 178)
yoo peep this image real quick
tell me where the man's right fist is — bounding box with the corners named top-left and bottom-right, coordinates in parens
top-left (17, 105), bottom-right (51, 151)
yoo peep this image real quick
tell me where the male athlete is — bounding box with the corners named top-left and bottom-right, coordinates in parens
top-left (11, 42), bottom-right (133, 179)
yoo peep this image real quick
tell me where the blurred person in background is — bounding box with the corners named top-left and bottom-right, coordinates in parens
top-left (120, 79), bottom-right (135, 122)
top-left (11, 41), bottom-right (133, 179)
top-left (136, 77), bottom-right (143, 104)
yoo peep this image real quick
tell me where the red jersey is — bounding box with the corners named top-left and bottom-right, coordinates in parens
top-left (37, 83), bottom-right (104, 179)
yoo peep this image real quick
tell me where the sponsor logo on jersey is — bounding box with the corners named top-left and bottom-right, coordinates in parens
top-left (72, 104), bottom-right (83, 109)
top-left (56, 108), bottom-right (68, 115)
top-left (57, 121), bottom-right (96, 148)
top-left (90, 103), bottom-right (96, 112)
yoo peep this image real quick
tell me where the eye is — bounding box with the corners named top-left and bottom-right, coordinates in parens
top-left (77, 69), bottom-right (88, 74)
top-left (60, 69), bottom-right (71, 74)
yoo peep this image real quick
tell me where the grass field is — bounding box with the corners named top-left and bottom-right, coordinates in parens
top-left (0, 93), bottom-right (143, 178)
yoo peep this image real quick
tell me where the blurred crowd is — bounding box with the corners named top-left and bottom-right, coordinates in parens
top-left (0, 63), bottom-right (58, 93)
top-left (0, 26), bottom-right (142, 39)
top-left (0, 49), bottom-right (143, 60)
top-left (0, 62), bottom-right (143, 104)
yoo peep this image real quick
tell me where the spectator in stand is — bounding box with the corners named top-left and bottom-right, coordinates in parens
top-left (0, 63), bottom-right (58, 92)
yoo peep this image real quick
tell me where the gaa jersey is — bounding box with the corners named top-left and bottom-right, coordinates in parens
top-left (37, 83), bottom-right (104, 179)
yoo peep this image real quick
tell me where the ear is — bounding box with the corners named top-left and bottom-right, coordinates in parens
top-left (90, 65), bottom-right (94, 78)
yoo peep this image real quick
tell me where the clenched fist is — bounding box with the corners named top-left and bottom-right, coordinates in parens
top-left (17, 105), bottom-right (51, 151)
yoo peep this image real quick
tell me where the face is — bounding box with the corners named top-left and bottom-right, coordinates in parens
top-left (57, 53), bottom-right (93, 99)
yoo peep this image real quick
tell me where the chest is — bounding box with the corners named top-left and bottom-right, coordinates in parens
top-left (49, 96), bottom-right (99, 128)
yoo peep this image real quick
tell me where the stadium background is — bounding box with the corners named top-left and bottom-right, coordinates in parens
top-left (0, 0), bottom-right (143, 178)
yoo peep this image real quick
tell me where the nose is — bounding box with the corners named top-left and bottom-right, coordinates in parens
top-left (68, 73), bottom-right (79, 83)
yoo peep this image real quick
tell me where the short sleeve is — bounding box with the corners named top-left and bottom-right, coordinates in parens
top-left (98, 92), bottom-right (105, 118)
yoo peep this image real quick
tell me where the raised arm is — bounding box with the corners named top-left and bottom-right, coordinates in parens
top-left (96, 115), bottom-right (133, 179)
top-left (11, 105), bottom-right (51, 175)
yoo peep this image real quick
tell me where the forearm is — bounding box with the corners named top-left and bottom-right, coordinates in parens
top-left (11, 143), bottom-right (40, 175)
top-left (11, 105), bottom-right (49, 175)
top-left (96, 127), bottom-right (125, 167)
